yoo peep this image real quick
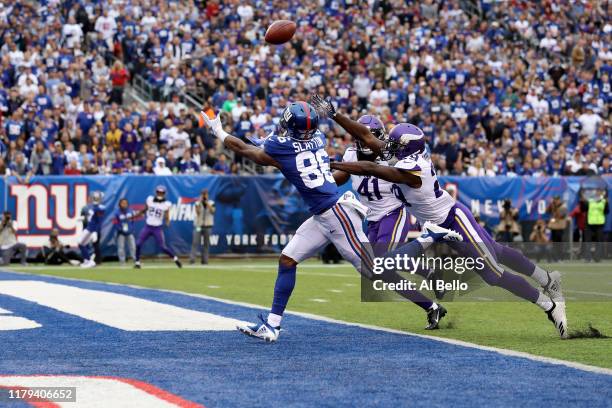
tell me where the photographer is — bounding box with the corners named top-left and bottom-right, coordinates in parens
top-left (496, 199), bottom-right (520, 242)
top-left (0, 212), bottom-right (27, 266)
top-left (190, 188), bottom-right (215, 264)
top-left (38, 229), bottom-right (82, 265)
top-left (546, 196), bottom-right (568, 261)
top-left (529, 220), bottom-right (552, 262)
top-left (114, 198), bottom-right (137, 265)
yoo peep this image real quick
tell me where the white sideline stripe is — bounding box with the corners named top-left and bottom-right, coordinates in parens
top-left (0, 315), bottom-right (41, 330)
top-left (565, 289), bottom-right (612, 298)
top-left (0, 376), bottom-right (182, 408)
top-left (0, 281), bottom-right (248, 331)
top-left (4, 271), bottom-right (612, 376)
top-left (11, 265), bottom-right (358, 279)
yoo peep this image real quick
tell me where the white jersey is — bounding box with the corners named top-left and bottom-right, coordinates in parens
top-left (394, 152), bottom-right (455, 225)
top-left (145, 196), bottom-right (172, 227)
top-left (342, 148), bottom-right (402, 222)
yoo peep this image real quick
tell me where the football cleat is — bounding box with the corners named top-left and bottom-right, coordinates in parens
top-left (546, 301), bottom-right (568, 339)
top-left (237, 314), bottom-right (280, 342)
top-left (80, 260), bottom-right (96, 269)
top-left (174, 257), bottom-right (183, 268)
top-left (543, 270), bottom-right (564, 302)
top-left (425, 304), bottom-right (447, 330)
top-left (134, 261), bottom-right (142, 269)
top-left (421, 221), bottom-right (463, 242)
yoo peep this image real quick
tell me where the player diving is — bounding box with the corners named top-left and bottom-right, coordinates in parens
top-left (200, 102), bottom-right (461, 342)
top-left (310, 94), bottom-right (568, 339)
top-left (333, 114), bottom-right (451, 326)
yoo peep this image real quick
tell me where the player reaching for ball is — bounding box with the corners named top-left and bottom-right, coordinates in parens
top-left (334, 114), bottom-right (449, 327)
top-left (200, 103), bottom-right (462, 342)
top-left (310, 94), bottom-right (569, 339)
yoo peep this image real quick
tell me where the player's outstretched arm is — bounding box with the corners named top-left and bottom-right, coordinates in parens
top-left (332, 170), bottom-right (350, 186)
top-left (200, 111), bottom-right (280, 168)
top-left (330, 161), bottom-right (422, 188)
top-left (310, 94), bottom-right (385, 155)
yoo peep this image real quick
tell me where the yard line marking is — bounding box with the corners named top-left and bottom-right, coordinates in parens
top-left (3, 270), bottom-right (612, 376)
top-left (207, 285), bottom-right (221, 289)
top-left (0, 315), bottom-right (41, 330)
top-left (565, 289), bottom-right (612, 298)
top-left (309, 298), bottom-right (328, 303)
top-left (328, 289), bottom-right (343, 293)
top-left (0, 375), bottom-right (205, 408)
top-left (0, 281), bottom-right (248, 331)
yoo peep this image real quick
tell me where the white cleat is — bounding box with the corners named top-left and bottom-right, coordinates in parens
top-left (69, 260), bottom-right (81, 266)
top-left (80, 260), bottom-right (96, 269)
top-left (546, 301), bottom-right (569, 339)
top-left (421, 221), bottom-right (463, 242)
top-left (237, 314), bottom-right (280, 342)
top-left (544, 270), bottom-right (564, 302)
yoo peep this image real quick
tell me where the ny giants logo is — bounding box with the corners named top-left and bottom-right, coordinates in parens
top-left (10, 183), bottom-right (89, 247)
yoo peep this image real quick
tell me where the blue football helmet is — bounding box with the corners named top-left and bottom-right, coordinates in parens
top-left (91, 191), bottom-right (103, 204)
top-left (356, 114), bottom-right (386, 154)
top-left (279, 102), bottom-right (319, 140)
top-left (384, 123), bottom-right (426, 160)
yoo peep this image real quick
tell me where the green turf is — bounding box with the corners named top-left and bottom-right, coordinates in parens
top-left (8, 260), bottom-right (612, 369)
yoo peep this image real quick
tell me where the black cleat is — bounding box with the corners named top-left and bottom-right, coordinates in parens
top-left (134, 262), bottom-right (141, 269)
top-left (425, 305), bottom-right (447, 330)
top-left (427, 269), bottom-right (446, 300)
top-left (175, 258), bottom-right (183, 268)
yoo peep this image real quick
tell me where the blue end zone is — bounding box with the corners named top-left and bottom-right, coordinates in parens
top-left (0, 270), bottom-right (610, 407)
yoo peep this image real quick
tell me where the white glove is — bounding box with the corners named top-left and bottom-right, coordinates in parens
top-left (200, 111), bottom-right (230, 141)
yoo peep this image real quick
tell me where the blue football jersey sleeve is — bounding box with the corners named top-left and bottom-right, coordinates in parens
top-left (264, 131), bottom-right (341, 214)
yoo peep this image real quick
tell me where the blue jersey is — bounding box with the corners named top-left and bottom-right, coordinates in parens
top-left (114, 209), bottom-right (136, 235)
top-left (264, 131), bottom-right (341, 214)
top-left (86, 204), bottom-right (106, 232)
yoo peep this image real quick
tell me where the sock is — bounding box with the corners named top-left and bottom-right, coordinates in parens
top-left (391, 239), bottom-right (425, 259)
top-left (135, 246), bottom-right (141, 262)
top-left (495, 272), bottom-right (540, 303)
top-left (535, 292), bottom-right (554, 311)
top-left (270, 263), bottom-right (297, 317)
top-left (173, 256), bottom-right (179, 261)
top-left (79, 245), bottom-right (89, 260)
top-left (428, 303), bottom-right (439, 311)
top-left (531, 266), bottom-right (550, 287)
top-left (267, 313), bottom-right (282, 328)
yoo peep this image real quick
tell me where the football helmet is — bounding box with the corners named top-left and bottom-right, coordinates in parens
top-left (356, 114), bottom-right (386, 154)
top-left (279, 101), bottom-right (319, 141)
top-left (384, 123), bottom-right (426, 160)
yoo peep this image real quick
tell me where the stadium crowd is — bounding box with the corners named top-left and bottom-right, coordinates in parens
top-left (0, 0), bottom-right (609, 179)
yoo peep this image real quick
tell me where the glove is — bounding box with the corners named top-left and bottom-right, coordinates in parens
top-left (200, 110), bottom-right (229, 141)
top-left (309, 93), bottom-right (336, 118)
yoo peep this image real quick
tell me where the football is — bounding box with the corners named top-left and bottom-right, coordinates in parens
top-left (265, 20), bottom-right (296, 45)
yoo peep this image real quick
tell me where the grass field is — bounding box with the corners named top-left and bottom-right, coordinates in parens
top-left (8, 259), bottom-right (612, 369)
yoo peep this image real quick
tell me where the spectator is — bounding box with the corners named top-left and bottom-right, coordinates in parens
top-left (29, 141), bottom-right (52, 176)
top-left (110, 61), bottom-right (130, 105)
top-left (212, 153), bottom-right (231, 175)
top-left (153, 157), bottom-right (172, 175)
top-left (64, 159), bottom-right (81, 175)
top-left (0, 212), bottom-right (27, 266)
